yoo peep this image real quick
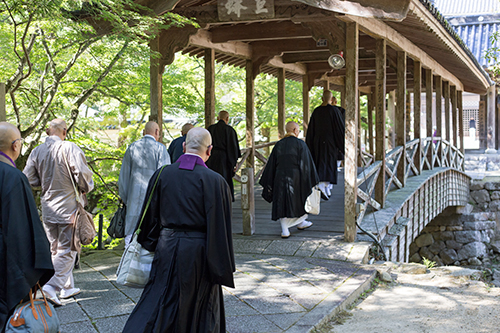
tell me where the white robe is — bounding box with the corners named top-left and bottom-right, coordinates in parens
top-left (118, 135), bottom-right (170, 236)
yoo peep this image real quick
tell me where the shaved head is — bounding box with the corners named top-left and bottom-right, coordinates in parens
top-left (218, 111), bottom-right (229, 124)
top-left (144, 121), bottom-right (160, 141)
top-left (181, 123), bottom-right (194, 136)
top-left (285, 121), bottom-right (299, 134)
top-left (322, 90), bottom-right (333, 104)
top-left (185, 127), bottom-right (211, 153)
top-left (48, 118), bottom-right (67, 137)
top-left (0, 122), bottom-right (22, 161)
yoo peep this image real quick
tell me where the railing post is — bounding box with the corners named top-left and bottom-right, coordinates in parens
top-left (98, 214), bottom-right (104, 250)
top-left (241, 168), bottom-right (255, 236)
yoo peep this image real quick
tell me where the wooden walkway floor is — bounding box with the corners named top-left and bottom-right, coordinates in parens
top-left (232, 172), bottom-right (345, 240)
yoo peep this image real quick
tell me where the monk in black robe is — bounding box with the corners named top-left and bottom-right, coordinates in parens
top-left (206, 111), bottom-right (241, 200)
top-left (168, 123), bottom-right (193, 163)
top-left (260, 122), bottom-right (319, 238)
top-left (306, 90), bottom-right (345, 199)
top-left (0, 122), bottom-right (54, 332)
top-left (123, 127), bottom-right (235, 333)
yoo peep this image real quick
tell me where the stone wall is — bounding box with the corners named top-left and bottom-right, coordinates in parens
top-left (409, 209), bottom-right (497, 266)
top-left (470, 181), bottom-right (500, 212)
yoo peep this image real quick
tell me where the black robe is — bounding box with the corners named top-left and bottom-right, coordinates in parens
top-left (167, 135), bottom-right (186, 163)
top-left (206, 120), bottom-right (241, 200)
top-left (123, 154), bottom-right (235, 333)
top-left (0, 162), bottom-right (54, 332)
top-left (259, 136), bottom-right (319, 221)
top-left (306, 104), bottom-right (345, 184)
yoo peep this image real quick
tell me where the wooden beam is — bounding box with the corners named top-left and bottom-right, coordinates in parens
top-left (458, 90), bottom-right (464, 153)
top-left (374, 39), bottom-right (386, 207)
top-left (339, 14), bottom-right (464, 91)
top-left (414, 61), bottom-right (422, 173)
top-left (190, 30), bottom-right (252, 59)
top-left (278, 68), bottom-right (286, 138)
top-left (251, 38), bottom-right (328, 55)
top-left (205, 48), bottom-right (216, 128)
top-left (211, 21), bottom-right (312, 43)
top-left (246, 59), bottom-right (255, 169)
top-left (303, 75), bottom-right (310, 135)
top-left (396, 51), bottom-right (407, 187)
top-left (426, 68), bottom-right (433, 139)
top-left (149, 37), bottom-right (164, 142)
top-left (344, 22), bottom-right (358, 243)
top-left (282, 51), bottom-right (331, 64)
top-left (267, 56), bottom-right (307, 75)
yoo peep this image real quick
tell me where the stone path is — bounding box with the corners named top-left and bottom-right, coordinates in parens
top-left (54, 240), bottom-right (375, 333)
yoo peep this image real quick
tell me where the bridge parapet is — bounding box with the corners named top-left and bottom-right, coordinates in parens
top-left (359, 167), bottom-right (470, 262)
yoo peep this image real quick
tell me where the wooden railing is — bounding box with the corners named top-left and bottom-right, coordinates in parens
top-left (234, 141), bottom-right (277, 183)
top-left (356, 137), bottom-right (464, 224)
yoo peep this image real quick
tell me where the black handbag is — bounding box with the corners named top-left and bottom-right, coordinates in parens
top-left (108, 200), bottom-right (126, 239)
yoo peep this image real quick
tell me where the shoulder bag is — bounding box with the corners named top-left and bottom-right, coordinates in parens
top-left (62, 150), bottom-right (96, 252)
top-left (305, 186), bottom-right (321, 215)
top-left (116, 165), bottom-right (166, 288)
top-left (108, 199), bottom-right (126, 239)
top-left (5, 283), bottom-right (60, 333)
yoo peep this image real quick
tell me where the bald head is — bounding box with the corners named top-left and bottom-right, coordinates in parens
top-left (181, 123), bottom-right (194, 136)
top-left (184, 127), bottom-right (213, 162)
top-left (322, 90), bottom-right (333, 105)
top-left (285, 121), bottom-right (300, 137)
top-left (0, 122), bottom-right (22, 161)
top-left (144, 121), bottom-right (160, 141)
top-left (218, 111), bottom-right (229, 124)
top-left (47, 119), bottom-right (67, 140)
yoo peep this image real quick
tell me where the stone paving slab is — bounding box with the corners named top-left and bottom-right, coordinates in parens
top-left (53, 248), bottom-right (375, 332)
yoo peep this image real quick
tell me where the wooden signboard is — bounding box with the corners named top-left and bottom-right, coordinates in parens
top-left (218, 0), bottom-right (274, 21)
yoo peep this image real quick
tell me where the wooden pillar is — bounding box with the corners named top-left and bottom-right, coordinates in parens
top-left (435, 76), bottom-right (442, 163)
top-left (278, 68), bottom-right (286, 138)
top-left (451, 85), bottom-right (457, 148)
top-left (0, 83), bottom-right (5, 122)
top-left (443, 81), bottom-right (450, 142)
top-left (458, 90), bottom-right (464, 154)
top-left (367, 90), bottom-right (374, 154)
top-left (149, 37), bottom-right (164, 141)
top-left (358, 91), bottom-right (362, 167)
top-left (406, 90), bottom-right (411, 140)
top-left (375, 39), bottom-right (386, 208)
top-left (414, 61), bottom-right (422, 173)
top-left (302, 75), bottom-right (310, 135)
top-left (396, 51), bottom-right (407, 187)
top-left (479, 94), bottom-right (487, 150)
top-left (341, 85), bottom-right (346, 109)
top-left (204, 48), bottom-right (216, 128)
top-left (245, 60), bottom-right (255, 169)
top-left (487, 85), bottom-right (496, 151)
top-left (388, 90), bottom-right (396, 148)
top-left (344, 22), bottom-right (359, 243)
top-left (425, 69), bottom-right (433, 139)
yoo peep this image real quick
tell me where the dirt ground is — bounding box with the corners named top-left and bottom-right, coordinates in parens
top-left (323, 265), bottom-right (500, 333)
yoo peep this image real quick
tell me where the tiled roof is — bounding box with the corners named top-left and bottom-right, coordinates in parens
top-left (433, 0), bottom-right (500, 16)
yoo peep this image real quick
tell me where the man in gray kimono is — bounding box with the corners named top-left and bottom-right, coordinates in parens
top-left (118, 121), bottom-right (170, 246)
top-left (23, 119), bottom-right (94, 306)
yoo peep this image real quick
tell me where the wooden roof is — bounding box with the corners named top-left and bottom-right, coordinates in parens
top-left (137, 0), bottom-right (491, 94)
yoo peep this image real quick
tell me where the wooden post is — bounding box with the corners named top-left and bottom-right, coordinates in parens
top-left (358, 91), bottom-right (362, 167)
top-left (375, 39), bottom-right (386, 208)
top-left (487, 85), bottom-right (496, 152)
top-left (414, 61), bottom-right (422, 174)
top-left (278, 68), bottom-right (286, 138)
top-left (367, 90), bottom-right (374, 154)
top-left (150, 37), bottom-right (164, 142)
top-left (204, 48), bottom-right (216, 128)
top-left (406, 90), bottom-right (411, 140)
top-left (451, 85), bottom-right (457, 149)
top-left (435, 76), bottom-right (442, 163)
top-left (245, 59), bottom-right (255, 170)
top-left (444, 81), bottom-right (450, 143)
top-left (396, 51), bottom-right (407, 187)
top-left (302, 75), bottom-right (310, 135)
top-left (458, 90), bottom-right (464, 154)
top-left (241, 168), bottom-right (255, 235)
top-left (344, 22), bottom-right (358, 243)
top-left (0, 83), bottom-right (5, 122)
top-left (388, 90), bottom-right (396, 149)
top-left (426, 69), bottom-right (434, 169)
top-left (479, 94), bottom-right (487, 150)
top-left (341, 85), bottom-right (346, 109)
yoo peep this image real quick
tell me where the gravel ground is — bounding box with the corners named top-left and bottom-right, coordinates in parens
top-left (322, 264), bottom-right (500, 333)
